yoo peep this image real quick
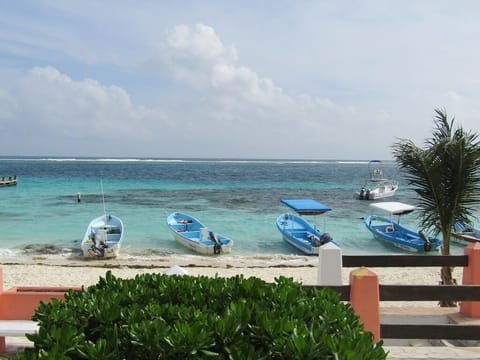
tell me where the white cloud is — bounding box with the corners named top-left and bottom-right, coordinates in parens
top-left (0, 66), bottom-right (172, 156)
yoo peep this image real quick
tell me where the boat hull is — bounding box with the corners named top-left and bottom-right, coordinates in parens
top-left (452, 233), bottom-right (480, 246)
top-left (276, 214), bottom-right (336, 255)
top-left (166, 212), bottom-right (233, 255)
top-left (364, 215), bottom-right (442, 253)
top-left (355, 183), bottom-right (398, 200)
top-left (81, 214), bottom-right (124, 258)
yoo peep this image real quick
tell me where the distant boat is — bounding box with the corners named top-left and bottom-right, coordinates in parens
top-left (364, 202), bottom-right (442, 252)
top-left (355, 160), bottom-right (398, 200)
top-left (81, 214), bottom-right (124, 258)
top-left (276, 199), bottom-right (338, 255)
top-left (452, 220), bottom-right (480, 246)
top-left (0, 176), bottom-right (17, 187)
top-left (166, 212), bottom-right (234, 255)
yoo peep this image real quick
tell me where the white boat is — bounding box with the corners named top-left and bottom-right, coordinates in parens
top-left (452, 220), bottom-right (480, 246)
top-left (276, 199), bottom-right (338, 255)
top-left (355, 160), bottom-right (398, 200)
top-left (81, 214), bottom-right (124, 258)
top-left (166, 212), bottom-right (234, 255)
top-left (364, 202), bottom-right (442, 252)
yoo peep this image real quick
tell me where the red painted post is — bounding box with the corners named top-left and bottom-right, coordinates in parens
top-left (349, 267), bottom-right (380, 342)
top-left (460, 242), bottom-right (480, 317)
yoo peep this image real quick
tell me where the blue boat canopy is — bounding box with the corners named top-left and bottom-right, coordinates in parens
top-left (280, 199), bottom-right (332, 215)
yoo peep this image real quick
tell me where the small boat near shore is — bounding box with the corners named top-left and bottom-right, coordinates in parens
top-left (0, 176), bottom-right (17, 187)
top-left (81, 214), bottom-right (124, 258)
top-left (364, 202), bottom-right (442, 252)
top-left (276, 199), bottom-right (337, 255)
top-left (452, 220), bottom-right (480, 246)
top-left (355, 160), bottom-right (398, 200)
top-left (166, 212), bottom-right (234, 255)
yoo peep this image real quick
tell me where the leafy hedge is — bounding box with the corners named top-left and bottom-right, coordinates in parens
top-left (18, 272), bottom-right (386, 359)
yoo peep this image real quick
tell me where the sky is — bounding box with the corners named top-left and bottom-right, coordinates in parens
top-left (0, 1), bottom-right (479, 160)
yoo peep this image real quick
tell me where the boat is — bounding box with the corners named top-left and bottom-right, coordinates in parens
top-left (364, 202), bottom-right (442, 252)
top-left (355, 160), bottom-right (398, 200)
top-left (452, 220), bottom-right (480, 246)
top-left (81, 214), bottom-right (124, 258)
top-left (0, 176), bottom-right (17, 187)
top-left (276, 199), bottom-right (337, 255)
top-left (166, 212), bottom-right (234, 255)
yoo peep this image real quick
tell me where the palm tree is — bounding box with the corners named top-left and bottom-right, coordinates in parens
top-left (392, 109), bottom-right (480, 305)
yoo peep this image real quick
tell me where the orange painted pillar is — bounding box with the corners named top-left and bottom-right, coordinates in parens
top-left (460, 242), bottom-right (480, 317)
top-left (349, 267), bottom-right (380, 342)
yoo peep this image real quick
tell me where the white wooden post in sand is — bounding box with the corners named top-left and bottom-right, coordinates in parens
top-left (317, 242), bottom-right (342, 285)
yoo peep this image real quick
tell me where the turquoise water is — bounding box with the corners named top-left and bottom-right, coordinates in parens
top-left (0, 157), bottom-right (472, 257)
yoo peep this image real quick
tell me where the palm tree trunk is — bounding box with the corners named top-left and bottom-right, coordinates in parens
top-left (440, 234), bottom-right (457, 306)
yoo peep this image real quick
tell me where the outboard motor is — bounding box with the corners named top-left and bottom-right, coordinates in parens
top-left (365, 189), bottom-right (371, 200)
top-left (419, 230), bottom-right (432, 251)
top-left (359, 187), bottom-right (365, 200)
top-left (209, 231), bottom-right (222, 254)
top-left (311, 235), bottom-right (321, 247)
top-left (320, 233), bottom-right (333, 245)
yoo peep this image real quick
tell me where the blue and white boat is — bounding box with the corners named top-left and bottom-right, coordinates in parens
top-left (276, 199), bottom-right (337, 255)
top-left (166, 212), bottom-right (234, 255)
top-left (364, 202), bottom-right (442, 252)
top-left (452, 220), bottom-right (480, 246)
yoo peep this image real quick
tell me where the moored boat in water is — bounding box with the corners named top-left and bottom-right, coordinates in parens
top-left (0, 176), bottom-right (17, 187)
top-left (364, 202), bottom-right (442, 252)
top-left (355, 160), bottom-right (398, 200)
top-left (81, 214), bottom-right (124, 258)
top-left (276, 199), bottom-right (338, 255)
top-left (166, 212), bottom-right (234, 255)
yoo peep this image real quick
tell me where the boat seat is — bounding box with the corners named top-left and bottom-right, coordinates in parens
top-left (106, 234), bottom-right (121, 242)
top-left (172, 224), bottom-right (186, 232)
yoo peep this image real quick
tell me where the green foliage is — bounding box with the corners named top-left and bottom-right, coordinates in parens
top-left (17, 272), bottom-right (386, 360)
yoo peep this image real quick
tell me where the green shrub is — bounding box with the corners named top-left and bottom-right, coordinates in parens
top-left (18, 272), bottom-right (386, 359)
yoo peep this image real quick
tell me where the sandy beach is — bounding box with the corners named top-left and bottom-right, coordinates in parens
top-left (0, 254), bottom-right (463, 309)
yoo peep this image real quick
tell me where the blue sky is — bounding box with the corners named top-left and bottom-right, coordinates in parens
top-left (1, 1), bottom-right (479, 159)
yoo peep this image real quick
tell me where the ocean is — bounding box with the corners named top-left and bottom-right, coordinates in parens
top-left (0, 157), bottom-right (471, 258)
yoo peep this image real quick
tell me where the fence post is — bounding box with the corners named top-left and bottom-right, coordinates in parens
top-left (460, 242), bottom-right (480, 317)
top-left (317, 242), bottom-right (342, 285)
top-left (349, 267), bottom-right (380, 342)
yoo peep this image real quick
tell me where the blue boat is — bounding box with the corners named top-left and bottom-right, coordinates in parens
top-left (276, 199), bottom-right (337, 255)
top-left (452, 220), bottom-right (480, 246)
top-left (166, 212), bottom-right (234, 255)
top-left (364, 202), bottom-right (442, 252)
